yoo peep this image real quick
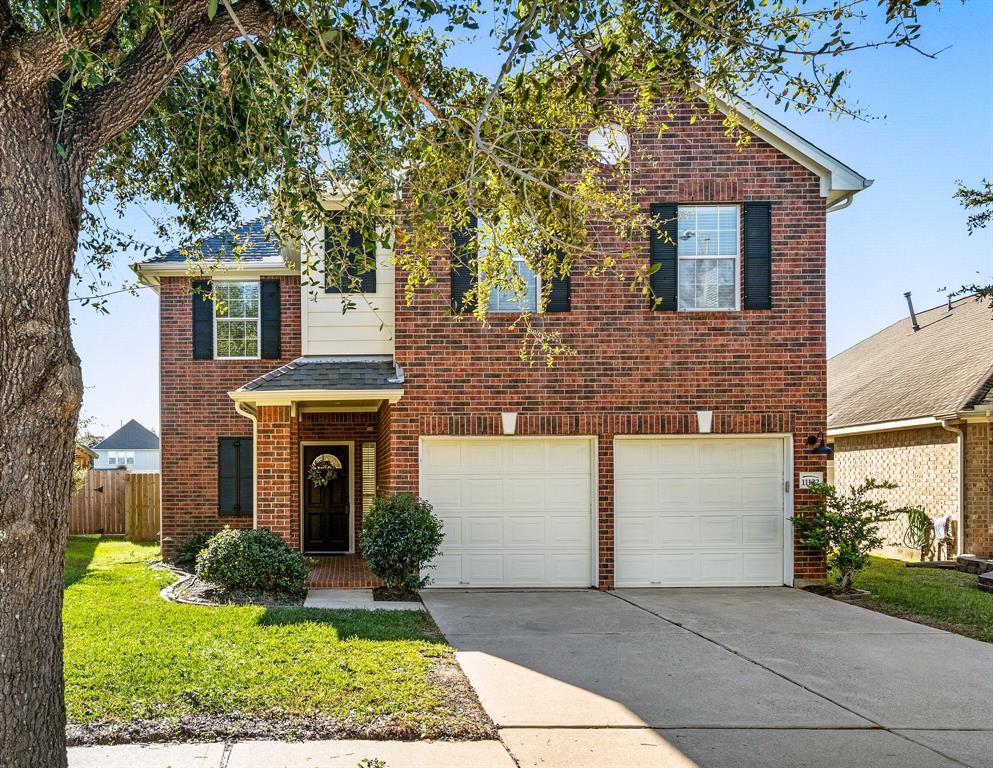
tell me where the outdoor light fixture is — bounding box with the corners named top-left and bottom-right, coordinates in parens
top-left (696, 410), bottom-right (713, 434)
top-left (501, 412), bottom-right (519, 435)
top-left (807, 432), bottom-right (833, 458)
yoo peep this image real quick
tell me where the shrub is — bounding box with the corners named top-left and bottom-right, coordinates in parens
top-left (360, 494), bottom-right (444, 591)
top-left (196, 528), bottom-right (309, 594)
top-left (791, 479), bottom-right (915, 591)
top-left (172, 531), bottom-right (216, 567)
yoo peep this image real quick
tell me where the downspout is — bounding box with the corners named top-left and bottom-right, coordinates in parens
top-left (939, 418), bottom-right (965, 557)
top-left (234, 400), bottom-right (258, 530)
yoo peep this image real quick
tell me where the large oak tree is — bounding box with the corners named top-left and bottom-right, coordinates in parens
top-left (0, 0), bottom-right (939, 763)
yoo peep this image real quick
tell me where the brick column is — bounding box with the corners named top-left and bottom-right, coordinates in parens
top-left (256, 405), bottom-right (300, 549)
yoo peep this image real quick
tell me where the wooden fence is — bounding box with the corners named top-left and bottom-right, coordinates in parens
top-left (69, 469), bottom-right (160, 541)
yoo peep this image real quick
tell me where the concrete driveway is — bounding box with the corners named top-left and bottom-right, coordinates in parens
top-left (422, 588), bottom-right (993, 768)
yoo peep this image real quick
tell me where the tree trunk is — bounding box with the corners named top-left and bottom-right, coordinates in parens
top-left (0, 84), bottom-right (85, 768)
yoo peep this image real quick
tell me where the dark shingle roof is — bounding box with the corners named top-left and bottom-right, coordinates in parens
top-left (239, 357), bottom-right (403, 392)
top-left (828, 296), bottom-right (993, 429)
top-left (140, 218), bottom-right (282, 266)
top-left (94, 419), bottom-right (160, 450)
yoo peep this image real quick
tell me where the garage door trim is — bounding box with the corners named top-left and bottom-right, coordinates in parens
top-left (419, 435), bottom-right (599, 588)
top-left (613, 433), bottom-right (794, 586)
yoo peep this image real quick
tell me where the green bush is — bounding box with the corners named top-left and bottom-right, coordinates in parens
top-left (195, 528), bottom-right (309, 595)
top-left (172, 531), bottom-right (216, 567)
top-left (791, 479), bottom-right (915, 591)
top-left (360, 494), bottom-right (444, 591)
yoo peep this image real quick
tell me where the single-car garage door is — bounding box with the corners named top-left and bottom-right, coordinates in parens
top-left (614, 436), bottom-right (787, 587)
top-left (420, 437), bottom-right (594, 587)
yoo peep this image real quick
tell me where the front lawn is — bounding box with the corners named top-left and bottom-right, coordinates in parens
top-left (848, 556), bottom-right (993, 643)
top-left (63, 535), bottom-right (490, 743)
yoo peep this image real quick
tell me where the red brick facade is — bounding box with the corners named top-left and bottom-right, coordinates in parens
top-left (157, 102), bottom-right (831, 584)
top-left (389, 103), bottom-right (830, 587)
top-left (159, 275), bottom-right (300, 555)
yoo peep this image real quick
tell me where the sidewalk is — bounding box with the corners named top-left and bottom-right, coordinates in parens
top-left (68, 740), bottom-right (516, 768)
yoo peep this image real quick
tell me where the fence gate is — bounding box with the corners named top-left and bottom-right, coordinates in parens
top-left (69, 469), bottom-right (160, 541)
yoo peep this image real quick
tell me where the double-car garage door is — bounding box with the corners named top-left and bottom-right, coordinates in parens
top-left (421, 436), bottom-right (786, 588)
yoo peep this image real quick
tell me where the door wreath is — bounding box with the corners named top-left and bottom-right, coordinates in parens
top-left (308, 453), bottom-right (343, 487)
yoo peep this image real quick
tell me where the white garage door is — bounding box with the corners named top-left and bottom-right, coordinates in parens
top-left (615, 437), bottom-right (786, 587)
top-left (420, 437), bottom-right (594, 587)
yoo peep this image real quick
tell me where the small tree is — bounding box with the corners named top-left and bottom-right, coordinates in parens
top-left (791, 479), bottom-right (915, 591)
top-left (360, 494), bottom-right (443, 593)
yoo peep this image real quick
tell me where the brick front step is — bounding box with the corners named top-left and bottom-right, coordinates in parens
top-left (308, 554), bottom-right (384, 589)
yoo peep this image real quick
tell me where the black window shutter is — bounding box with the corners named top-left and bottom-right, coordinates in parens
top-left (260, 279), bottom-right (281, 359)
top-left (351, 227), bottom-right (377, 293)
top-left (450, 213), bottom-right (478, 312)
top-left (325, 218), bottom-right (377, 294)
top-left (649, 203), bottom-right (678, 311)
top-left (545, 248), bottom-right (571, 312)
top-left (192, 279), bottom-right (214, 359)
top-left (743, 201), bottom-right (772, 310)
top-left (218, 437), bottom-right (253, 516)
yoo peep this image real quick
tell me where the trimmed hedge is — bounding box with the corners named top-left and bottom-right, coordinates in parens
top-left (196, 528), bottom-right (309, 595)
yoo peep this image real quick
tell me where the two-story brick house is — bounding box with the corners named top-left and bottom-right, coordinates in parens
top-left (135, 97), bottom-right (870, 589)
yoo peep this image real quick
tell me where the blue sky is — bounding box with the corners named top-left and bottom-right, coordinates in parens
top-left (70, 1), bottom-right (993, 436)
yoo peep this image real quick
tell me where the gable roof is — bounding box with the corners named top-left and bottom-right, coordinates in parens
top-left (93, 419), bottom-right (160, 450)
top-left (828, 296), bottom-right (993, 429)
top-left (132, 218), bottom-right (296, 291)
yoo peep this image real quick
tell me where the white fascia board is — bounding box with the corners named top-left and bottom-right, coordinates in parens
top-left (229, 388), bottom-right (404, 406)
top-left (827, 416), bottom-right (941, 438)
top-left (710, 93), bottom-right (873, 209)
top-left (132, 260), bottom-right (299, 293)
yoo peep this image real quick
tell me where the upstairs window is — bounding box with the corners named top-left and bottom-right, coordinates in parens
top-left (677, 205), bottom-right (739, 311)
top-left (108, 451), bottom-right (135, 466)
top-left (214, 281), bottom-right (260, 359)
top-left (325, 215), bottom-right (377, 294)
top-left (478, 224), bottom-right (540, 313)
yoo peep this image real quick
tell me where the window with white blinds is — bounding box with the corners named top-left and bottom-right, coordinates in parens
top-left (362, 442), bottom-right (377, 514)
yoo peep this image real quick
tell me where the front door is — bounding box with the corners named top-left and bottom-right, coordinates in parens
top-left (303, 444), bottom-right (350, 553)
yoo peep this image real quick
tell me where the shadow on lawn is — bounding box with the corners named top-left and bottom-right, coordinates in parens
top-left (64, 535), bottom-right (100, 588)
top-left (257, 606), bottom-right (446, 643)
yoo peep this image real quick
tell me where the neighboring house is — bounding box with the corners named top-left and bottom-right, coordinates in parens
top-left (92, 419), bottom-right (161, 471)
top-left (135, 96), bottom-right (871, 589)
top-left (74, 443), bottom-right (98, 469)
top-left (828, 295), bottom-right (993, 560)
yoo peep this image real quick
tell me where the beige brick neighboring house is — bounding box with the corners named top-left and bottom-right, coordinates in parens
top-left (828, 295), bottom-right (993, 560)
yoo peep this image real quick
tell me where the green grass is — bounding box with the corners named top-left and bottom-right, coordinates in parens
top-left (848, 556), bottom-right (993, 643)
top-left (63, 535), bottom-right (452, 725)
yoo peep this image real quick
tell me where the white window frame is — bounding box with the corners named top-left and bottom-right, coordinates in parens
top-left (477, 222), bottom-right (542, 314)
top-left (108, 450), bottom-right (135, 466)
top-left (676, 204), bottom-right (740, 313)
top-left (213, 279), bottom-right (262, 360)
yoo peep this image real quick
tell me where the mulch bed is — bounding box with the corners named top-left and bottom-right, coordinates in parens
top-left (157, 563), bottom-right (304, 608)
top-left (373, 586), bottom-right (421, 602)
top-left (802, 584), bottom-right (871, 601)
top-left (65, 657), bottom-right (495, 746)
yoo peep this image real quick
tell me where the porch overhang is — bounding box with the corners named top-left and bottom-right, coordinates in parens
top-left (229, 355), bottom-right (404, 412)
top-left (229, 387), bottom-right (403, 410)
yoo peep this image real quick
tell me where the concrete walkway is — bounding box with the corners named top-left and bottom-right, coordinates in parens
top-left (303, 588), bottom-right (423, 611)
top-left (68, 740), bottom-right (515, 768)
top-left (422, 587), bottom-right (993, 768)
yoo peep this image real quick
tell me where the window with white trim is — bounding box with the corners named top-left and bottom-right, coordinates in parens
top-left (108, 450), bottom-right (135, 466)
top-left (677, 205), bottom-right (739, 311)
top-left (214, 281), bottom-right (260, 359)
top-left (478, 223), bottom-right (540, 313)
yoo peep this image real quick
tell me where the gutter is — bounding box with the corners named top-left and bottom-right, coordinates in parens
top-left (233, 401), bottom-right (259, 531)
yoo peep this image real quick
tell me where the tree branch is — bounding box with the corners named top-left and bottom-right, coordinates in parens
top-left (3, 0), bottom-right (130, 90)
top-left (66, 0), bottom-right (277, 159)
